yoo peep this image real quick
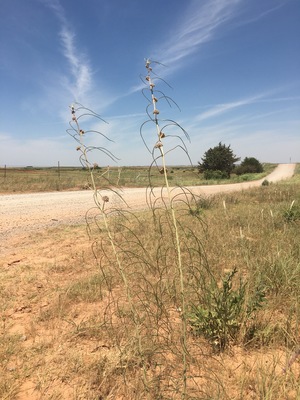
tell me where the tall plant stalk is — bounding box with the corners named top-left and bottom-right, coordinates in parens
top-left (143, 59), bottom-right (189, 397)
top-left (68, 105), bottom-right (131, 298)
top-left (67, 105), bottom-right (150, 391)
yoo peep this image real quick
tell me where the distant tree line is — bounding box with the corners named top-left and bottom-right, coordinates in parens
top-left (198, 142), bottom-right (263, 179)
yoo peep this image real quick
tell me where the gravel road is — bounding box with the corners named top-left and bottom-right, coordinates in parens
top-left (0, 163), bottom-right (296, 252)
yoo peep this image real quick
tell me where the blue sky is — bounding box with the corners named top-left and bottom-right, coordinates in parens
top-left (0, 0), bottom-right (299, 167)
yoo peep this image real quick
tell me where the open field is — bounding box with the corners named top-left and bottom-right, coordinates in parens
top-left (1, 164), bottom-right (300, 399)
top-left (0, 164), bottom-right (277, 194)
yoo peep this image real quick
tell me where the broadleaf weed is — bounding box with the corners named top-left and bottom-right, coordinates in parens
top-left (189, 267), bottom-right (266, 351)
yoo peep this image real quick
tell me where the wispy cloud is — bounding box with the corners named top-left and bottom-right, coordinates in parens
top-left (59, 28), bottom-right (91, 99)
top-left (193, 88), bottom-right (297, 122)
top-left (128, 0), bottom-right (241, 93)
top-left (153, 0), bottom-right (241, 67)
top-left (233, 1), bottom-right (291, 27)
top-left (42, 0), bottom-right (92, 100)
top-left (148, 0), bottom-right (293, 78)
top-left (195, 92), bottom-right (267, 122)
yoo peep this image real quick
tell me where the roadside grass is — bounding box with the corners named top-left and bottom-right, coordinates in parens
top-left (0, 163), bottom-right (276, 193)
top-left (0, 167), bottom-right (93, 193)
top-left (1, 170), bottom-right (300, 399)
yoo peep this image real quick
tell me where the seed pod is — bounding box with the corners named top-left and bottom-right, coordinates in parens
top-left (102, 196), bottom-right (109, 202)
top-left (154, 141), bottom-right (163, 148)
top-left (150, 83), bottom-right (155, 89)
top-left (152, 96), bottom-right (158, 102)
top-left (79, 129), bottom-right (85, 135)
top-left (159, 131), bottom-right (165, 139)
top-left (153, 109), bottom-right (160, 115)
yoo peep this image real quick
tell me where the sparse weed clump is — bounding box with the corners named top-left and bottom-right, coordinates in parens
top-left (188, 196), bottom-right (216, 217)
top-left (283, 200), bottom-right (300, 222)
top-left (189, 267), bottom-right (266, 351)
top-left (63, 61), bottom-right (212, 398)
top-left (262, 178), bottom-right (270, 186)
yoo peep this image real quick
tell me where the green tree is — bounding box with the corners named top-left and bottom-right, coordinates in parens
top-left (198, 142), bottom-right (240, 179)
top-left (235, 157), bottom-right (263, 175)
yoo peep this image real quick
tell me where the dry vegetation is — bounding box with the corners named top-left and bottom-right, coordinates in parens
top-left (1, 166), bottom-right (300, 399)
top-left (0, 164), bottom-right (276, 194)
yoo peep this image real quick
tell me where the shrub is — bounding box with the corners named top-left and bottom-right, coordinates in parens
top-left (240, 174), bottom-right (251, 181)
top-left (235, 157), bottom-right (263, 175)
top-left (203, 169), bottom-right (229, 180)
top-left (189, 196), bottom-right (215, 216)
